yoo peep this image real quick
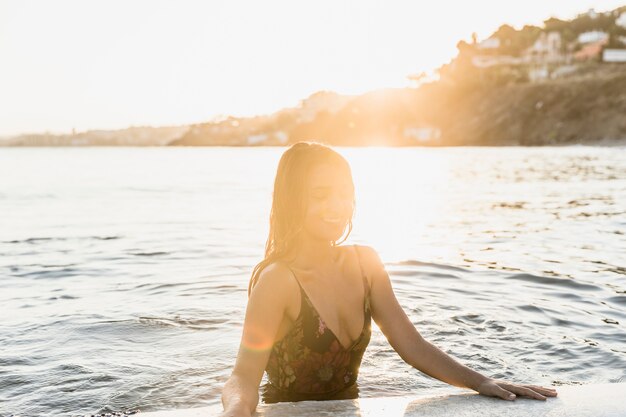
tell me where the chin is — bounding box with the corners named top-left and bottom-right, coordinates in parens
top-left (323, 228), bottom-right (348, 242)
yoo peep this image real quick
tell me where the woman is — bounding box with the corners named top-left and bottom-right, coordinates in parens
top-left (221, 142), bottom-right (557, 417)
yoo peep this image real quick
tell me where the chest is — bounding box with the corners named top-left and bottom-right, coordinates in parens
top-left (294, 273), bottom-right (368, 347)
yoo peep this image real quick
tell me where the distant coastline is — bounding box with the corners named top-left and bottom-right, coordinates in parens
top-left (4, 63), bottom-right (624, 147)
top-left (4, 6), bottom-right (626, 147)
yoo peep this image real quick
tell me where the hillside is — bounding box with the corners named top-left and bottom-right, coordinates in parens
top-left (170, 63), bottom-right (626, 147)
top-left (4, 5), bottom-right (626, 147)
top-left (427, 63), bottom-right (626, 146)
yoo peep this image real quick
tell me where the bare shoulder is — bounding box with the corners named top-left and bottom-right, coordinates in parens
top-left (354, 244), bottom-right (384, 268)
top-left (250, 261), bottom-right (299, 306)
top-left (353, 245), bottom-right (386, 283)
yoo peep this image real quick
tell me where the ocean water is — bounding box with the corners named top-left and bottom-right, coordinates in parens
top-left (1, 146), bottom-right (625, 417)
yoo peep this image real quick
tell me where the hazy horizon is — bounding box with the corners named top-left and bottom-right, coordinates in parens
top-left (1, 0), bottom-right (624, 137)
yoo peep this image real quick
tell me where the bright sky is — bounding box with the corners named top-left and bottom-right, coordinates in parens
top-left (0, 0), bottom-right (623, 136)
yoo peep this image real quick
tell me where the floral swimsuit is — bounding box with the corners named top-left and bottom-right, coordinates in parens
top-left (262, 245), bottom-right (372, 403)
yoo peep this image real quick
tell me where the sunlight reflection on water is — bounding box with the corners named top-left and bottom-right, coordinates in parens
top-left (1, 146), bottom-right (625, 416)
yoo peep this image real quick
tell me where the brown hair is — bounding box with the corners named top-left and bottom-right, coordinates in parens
top-left (248, 141), bottom-right (355, 295)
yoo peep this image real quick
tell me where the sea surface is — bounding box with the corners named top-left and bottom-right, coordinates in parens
top-left (1, 146), bottom-right (625, 417)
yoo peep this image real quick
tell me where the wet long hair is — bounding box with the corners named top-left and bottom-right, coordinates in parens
top-left (247, 142), bottom-right (355, 295)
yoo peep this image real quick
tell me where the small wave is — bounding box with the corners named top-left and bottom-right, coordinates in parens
top-left (392, 260), bottom-right (467, 272)
top-left (138, 316), bottom-right (227, 331)
top-left (492, 201), bottom-right (527, 209)
top-left (567, 200), bottom-right (590, 207)
top-left (451, 313), bottom-right (485, 325)
top-left (6, 237), bottom-right (56, 244)
top-left (607, 295), bottom-right (626, 306)
top-left (21, 263), bottom-right (77, 269)
top-left (4, 235), bottom-right (122, 244)
top-left (0, 357), bottom-right (35, 367)
top-left (392, 270), bottom-right (461, 280)
top-left (517, 304), bottom-right (543, 313)
top-left (14, 267), bottom-right (82, 279)
top-left (552, 380), bottom-right (585, 386)
top-left (506, 273), bottom-right (601, 291)
top-left (132, 282), bottom-right (195, 295)
top-left (607, 266), bottom-right (626, 275)
top-left (48, 294), bottom-right (78, 300)
top-left (0, 372), bottom-right (31, 389)
top-left (551, 317), bottom-right (579, 327)
top-left (129, 251), bottom-right (170, 257)
top-left (76, 411), bottom-right (139, 417)
top-left (53, 363), bottom-right (93, 374)
top-left (572, 210), bottom-right (626, 219)
top-left (180, 284), bottom-right (242, 296)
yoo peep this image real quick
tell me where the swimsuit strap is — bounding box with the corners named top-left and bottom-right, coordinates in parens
top-left (283, 263), bottom-right (307, 299)
top-left (353, 244), bottom-right (370, 298)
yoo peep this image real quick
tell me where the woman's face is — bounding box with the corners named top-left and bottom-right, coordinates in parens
top-left (302, 162), bottom-right (354, 243)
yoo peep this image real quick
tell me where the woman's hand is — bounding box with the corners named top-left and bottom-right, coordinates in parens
top-left (476, 378), bottom-right (558, 401)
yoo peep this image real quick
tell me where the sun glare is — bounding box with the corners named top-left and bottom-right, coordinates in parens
top-left (2, 0), bottom-right (620, 136)
top-left (343, 148), bottom-right (457, 262)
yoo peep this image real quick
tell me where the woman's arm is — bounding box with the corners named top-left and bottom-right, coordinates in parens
top-left (221, 264), bottom-right (295, 416)
top-left (359, 245), bottom-right (557, 401)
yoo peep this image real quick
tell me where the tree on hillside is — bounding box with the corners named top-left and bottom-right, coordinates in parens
top-left (571, 14), bottom-right (600, 34)
top-left (491, 24), bottom-right (542, 56)
top-left (517, 25), bottom-right (543, 53)
top-left (493, 24), bottom-right (516, 54)
top-left (544, 17), bottom-right (569, 33)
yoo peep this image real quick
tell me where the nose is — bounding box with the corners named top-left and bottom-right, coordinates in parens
top-left (326, 193), bottom-right (350, 215)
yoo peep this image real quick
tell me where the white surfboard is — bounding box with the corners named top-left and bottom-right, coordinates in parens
top-left (142, 383), bottom-right (626, 417)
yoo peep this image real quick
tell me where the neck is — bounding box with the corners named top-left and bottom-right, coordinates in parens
top-left (292, 237), bottom-right (340, 270)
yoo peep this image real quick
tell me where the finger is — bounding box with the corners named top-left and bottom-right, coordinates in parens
top-left (494, 386), bottom-right (517, 401)
top-left (528, 385), bottom-right (558, 396)
top-left (498, 382), bottom-right (551, 394)
top-left (511, 386), bottom-right (547, 401)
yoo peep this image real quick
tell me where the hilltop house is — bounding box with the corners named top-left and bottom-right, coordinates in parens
top-left (524, 32), bottom-right (564, 63)
top-left (616, 11), bottom-right (626, 28)
top-left (578, 31), bottom-right (609, 44)
top-left (585, 8), bottom-right (599, 19)
top-left (472, 54), bottom-right (522, 68)
top-left (603, 48), bottom-right (626, 62)
top-left (403, 126), bottom-right (441, 144)
top-left (575, 36), bottom-right (609, 61)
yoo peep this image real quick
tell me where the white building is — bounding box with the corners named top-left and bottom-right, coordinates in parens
top-left (247, 134), bottom-right (268, 145)
top-left (529, 67), bottom-right (550, 82)
top-left (472, 55), bottom-right (522, 68)
top-left (578, 31), bottom-right (609, 44)
top-left (403, 126), bottom-right (441, 143)
top-left (616, 11), bottom-right (626, 29)
top-left (603, 49), bottom-right (626, 63)
top-left (274, 131), bottom-right (288, 144)
top-left (526, 32), bottom-right (563, 62)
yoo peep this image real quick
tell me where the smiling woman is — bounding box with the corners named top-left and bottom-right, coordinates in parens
top-left (220, 142), bottom-right (558, 417)
top-left (247, 143), bottom-right (356, 295)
